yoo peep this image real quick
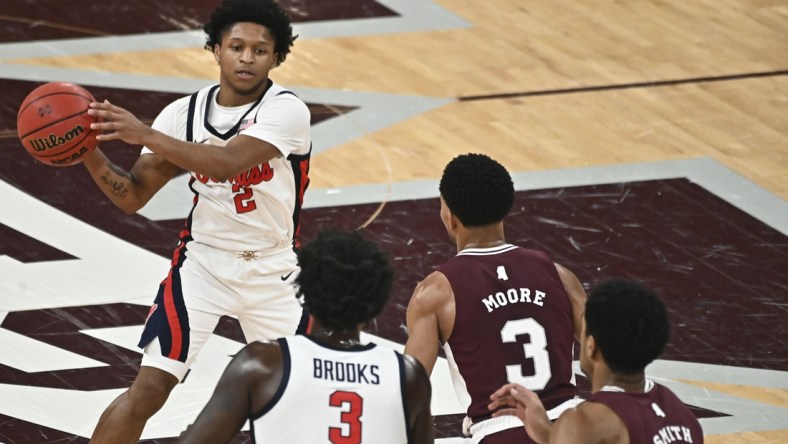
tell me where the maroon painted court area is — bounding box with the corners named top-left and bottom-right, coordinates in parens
top-left (1, 175), bottom-right (785, 441)
top-left (302, 180), bottom-right (788, 372)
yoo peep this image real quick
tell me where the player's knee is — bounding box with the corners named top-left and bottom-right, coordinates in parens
top-left (127, 368), bottom-right (179, 414)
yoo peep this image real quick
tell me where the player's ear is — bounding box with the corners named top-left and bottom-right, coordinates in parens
top-left (586, 334), bottom-right (599, 360)
top-left (453, 212), bottom-right (465, 231)
top-left (213, 44), bottom-right (221, 63)
top-left (443, 205), bottom-right (457, 227)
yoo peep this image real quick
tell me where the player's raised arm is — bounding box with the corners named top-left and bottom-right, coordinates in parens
top-left (404, 271), bottom-right (454, 374)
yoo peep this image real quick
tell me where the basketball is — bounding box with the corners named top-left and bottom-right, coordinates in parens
top-left (16, 82), bottom-right (99, 167)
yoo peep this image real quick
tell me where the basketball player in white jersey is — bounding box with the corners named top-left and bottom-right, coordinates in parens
top-left (82, 1), bottom-right (310, 442)
top-left (178, 229), bottom-right (434, 443)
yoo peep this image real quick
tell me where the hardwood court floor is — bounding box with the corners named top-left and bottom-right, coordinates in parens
top-left (8, 0), bottom-right (786, 197)
top-left (0, 1), bottom-right (786, 443)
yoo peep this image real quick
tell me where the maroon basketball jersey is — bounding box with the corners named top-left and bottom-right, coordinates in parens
top-left (440, 244), bottom-right (578, 422)
top-left (588, 381), bottom-right (704, 444)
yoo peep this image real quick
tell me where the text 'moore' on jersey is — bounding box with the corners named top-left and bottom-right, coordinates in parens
top-left (482, 283), bottom-right (548, 313)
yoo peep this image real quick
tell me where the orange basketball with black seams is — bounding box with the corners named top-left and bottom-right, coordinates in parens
top-left (17, 82), bottom-right (99, 167)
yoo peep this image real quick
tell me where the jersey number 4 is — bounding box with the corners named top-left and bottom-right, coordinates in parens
top-left (329, 390), bottom-right (363, 444)
top-left (501, 318), bottom-right (552, 390)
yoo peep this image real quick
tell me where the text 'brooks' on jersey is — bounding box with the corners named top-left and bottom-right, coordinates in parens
top-left (313, 358), bottom-right (381, 384)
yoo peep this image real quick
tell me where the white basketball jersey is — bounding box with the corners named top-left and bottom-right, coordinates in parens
top-left (144, 81), bottom-right (311, 253)
top-left (252, 335), bottom-right (410, 443)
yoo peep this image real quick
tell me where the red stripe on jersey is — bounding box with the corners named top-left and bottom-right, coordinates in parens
top-left (170, 238), bottom-right (188, 267)
top-left (293, 158), bottom-right (310, 247)
top-left (163, 270), bottom-right (183, 360)
top-left (170, 177), bottom-right (198, 266)
top-left (298, 158), bottom-right (309, 200)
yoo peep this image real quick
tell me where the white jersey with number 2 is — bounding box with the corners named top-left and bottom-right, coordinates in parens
top-left (143, 81), bottom-right (311, 253)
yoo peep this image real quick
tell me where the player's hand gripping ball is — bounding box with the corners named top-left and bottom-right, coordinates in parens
top-left (17, 82), bottom-right (99, 166)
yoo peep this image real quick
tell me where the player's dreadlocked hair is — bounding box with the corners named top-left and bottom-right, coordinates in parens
top-left (439, 153), bottom-right (515, 227)
top-left (203, 0), bottom-right (297, 65)
top-left (585, 280), bottom-right (671, 374)
top-left (296, 229), bottom-right (394, 331)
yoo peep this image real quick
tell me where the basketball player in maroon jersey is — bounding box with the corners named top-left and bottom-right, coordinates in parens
top-left (404, 153), bottom-right (588, 443)
top-left (489, 280), bottom-right (704, 444)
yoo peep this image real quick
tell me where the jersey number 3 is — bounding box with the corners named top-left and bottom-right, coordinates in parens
top-left (501, 318), bottom-right (552, 390)
top-left (329, 390), bottom-right (363, 444)
top-left (231, 184), bottom-right (257, 214)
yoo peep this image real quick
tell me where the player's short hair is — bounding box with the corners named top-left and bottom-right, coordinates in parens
top-left (203, 0), bottom-right (297, 65)
top-left (439, 153), bottom-right (515, 227)
top-left (296, 229), bottom-right (394, 331)
top-left (585, 280), bottom-right (671, 374)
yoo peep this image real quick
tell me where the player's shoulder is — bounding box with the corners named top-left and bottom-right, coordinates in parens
top-left (411, 271), bottom-right (453, 306)
top-left (554, 401), bottom-right (627, 442)
top-left (237, 340), bottom-right (284, 368)
top-left (267, 82), bottom-right (303, 100)
top-left (652, 383), bottom-right (696, 414)
top-left (568, 400), bottom-right (613, 421)
top-left (265, 83), bottom-right (308, 110)
top-left (416, 270), bottom-right (451, 290)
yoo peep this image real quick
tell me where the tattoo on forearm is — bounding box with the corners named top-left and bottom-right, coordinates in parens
top-left (100, 168), bottom-right (129, 198)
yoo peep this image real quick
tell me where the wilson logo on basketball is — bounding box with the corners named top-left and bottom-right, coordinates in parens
top-left (28, 124), bottom-right (86, 152)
